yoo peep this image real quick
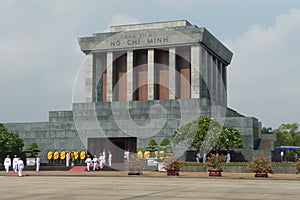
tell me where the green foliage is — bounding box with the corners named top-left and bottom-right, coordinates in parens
top-left (275, 123), bottom-right (300, 160)
top-left (147, 139), bottom-right (158, 151)
top-left (261, 127), bottom-right (273, 134)
top-left (25, 142), bottom-right (40, 158)
top-left (0, 123), bottom-right (24, 157)
top-left (160, 138), bottom-right (170, 146)
top-left (172, 116), bottom-right (243, 152)
top-left (275, 123), bottom-right (300, 146)
top-left (219, 127), bottom-right (243, 150)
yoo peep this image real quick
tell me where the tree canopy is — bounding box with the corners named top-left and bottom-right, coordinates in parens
top-left (0, 123), bottom-right (24, 158)
top-left (172, 116), bottom-right (243, 152)
top-left (275, 123), bottom-right (300, 146)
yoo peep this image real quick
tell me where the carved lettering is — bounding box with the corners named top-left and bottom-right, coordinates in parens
top-left (147, 36), bottom-right (168, 44)
top-left (127, 39), bottom-right (140, 46)
top-left (109, 34), bottom-right (169, 48)
top-left (110, 40), bottom-right (121, 47)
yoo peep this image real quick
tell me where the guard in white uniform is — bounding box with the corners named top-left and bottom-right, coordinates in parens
top-left (85, 155), bottom-right (92, 172)
top-left (66, 151), bottom-right (70, 167)
top-left (4, 155), bottom-right (11, 174)
top-left (92, 155), bottom-right (98, 171)
top-left (108, 151), bottom-right (112, 167)
top-left (124, 149), bottom-right (130, 161)
top-left (102, 149), bottom-right (106, 163)
top-left (36, 156), bottom-right (41, 172)
top-left (17, 157), bottom-right (24, 177)
top-left (99, 153), bottom-right (104, 169)
top-left (12, 155), bottom-right (18, 173)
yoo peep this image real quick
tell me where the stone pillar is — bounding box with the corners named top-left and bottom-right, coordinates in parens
top-left (206, 52), bottom-right (213, 103)
top-left (169, 47), bottom-right (176, 99)
top-left (191, 45), bottom-right (200, 98)
top-left (85, 53), bottom-right (94, 102)
top-left (95, 55), bottom-right (102, 102)
top-left (218, 60), bottom-right (223, 106)
top-left (106, 51), bottom-right (113, 102)
top-left (148, 49), bottom-right (154, 100)
top-left (215, 59), bottom-right (220, 105)
top-left (127, 50), bottom-right (133, 101)
top-left (222, 65), bottom-right (227, 106)
top-left (211, 57), bottom-right (217, 105)
top-left (200, 46), bottom-right (208, 99)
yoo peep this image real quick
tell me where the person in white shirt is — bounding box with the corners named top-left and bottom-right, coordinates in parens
top-left (3, 155), bottom-right (11, 174)
top-left (85, 155), bottom-right (92, 172)
top-left (99, 153), bottom-right (104, 169)
top-left (66, 151), bottom-right (70, 167)
top-left (102, 149), bottom-right (106, 163)
top-left (108, 151), bottom-right (112, 167)
top-left (124, 149), bottom-right (130, 162)
top-left (92, 155), bottom-right (98, 171)
top-left (36, 155), bottom-right (41, 172)
top-left (226, 151), bottom-right (231, 163)
top-left (12, 155), bottom-right (18, 173)
top-left (17, 157), bottom-right (24, 177)
top-left (202, 152), bottom-right (206, 163)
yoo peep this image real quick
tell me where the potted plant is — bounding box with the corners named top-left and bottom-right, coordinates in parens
top-left (163, 154), bottom-right (184, 176)
top-left (25, 142), bottom-right (41, 166)
top-left (125, 154), bottom-right (146, 175)
top-left (206, 153), bottom-right (226, 177)
top-left (248, 155), bottom-right (274, 177)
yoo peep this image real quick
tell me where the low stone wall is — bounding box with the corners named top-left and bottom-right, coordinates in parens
top-left (182, 166), bottom-right (297, 174)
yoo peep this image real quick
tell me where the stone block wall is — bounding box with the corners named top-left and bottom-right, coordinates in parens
top-left (5, 99), bottom-right (262, 163)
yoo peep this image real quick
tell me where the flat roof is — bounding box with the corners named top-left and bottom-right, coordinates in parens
top-left (110, 20), bottom-right (191, 32)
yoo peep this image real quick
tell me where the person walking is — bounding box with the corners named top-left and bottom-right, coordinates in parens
top-left (12, 155), bottom-right (18, 173)
top-left (17, 157), bottom-right (24, 177)
top-left (36, 155), bottom-right (41, 172)
top-left (92, 155), bottom-right (98, 171)
top-left (4, 155), bottom-right (11, 174)
top-left (85, 155), bottom-right (92, 172)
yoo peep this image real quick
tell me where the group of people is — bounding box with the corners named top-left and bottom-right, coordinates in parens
top-left (85, 150), bottom-right (112, 172)
top-left (3, 155), bottom-right (25, 177)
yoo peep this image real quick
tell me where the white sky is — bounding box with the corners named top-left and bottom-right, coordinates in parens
top-left (0, 0), bottom-right (299, 129)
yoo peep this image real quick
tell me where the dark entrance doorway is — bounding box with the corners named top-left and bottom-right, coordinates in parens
top-left (88, 137), bottom-right (137, 162)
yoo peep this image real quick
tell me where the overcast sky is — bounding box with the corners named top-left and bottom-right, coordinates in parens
top-left (0, 0), bottom-right (299, 129)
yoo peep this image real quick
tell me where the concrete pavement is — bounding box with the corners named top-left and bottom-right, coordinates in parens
top-left (0, 170), bottom-right (300, 199)
top-left (0, 174), bottom-right (300, 200)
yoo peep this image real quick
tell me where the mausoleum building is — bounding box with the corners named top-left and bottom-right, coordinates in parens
top-left (4, 20), bottom-right (275, 163)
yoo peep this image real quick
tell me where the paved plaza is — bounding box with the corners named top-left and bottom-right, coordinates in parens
top-left (0, 172), bottom-right (300, 200)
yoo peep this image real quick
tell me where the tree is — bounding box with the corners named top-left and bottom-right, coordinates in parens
top-left (160, 138), bottom-right (171, 147)
top-left (172, 116), bottom-right (243, 153)
top-left (275, 123), bottom-right (300, 146)
top-left (275, 123), bottom-right (300, 161)
top-left (262, 127), bottom-right (273, 134)
top-left (0, 123), bottom-right (24, 159)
